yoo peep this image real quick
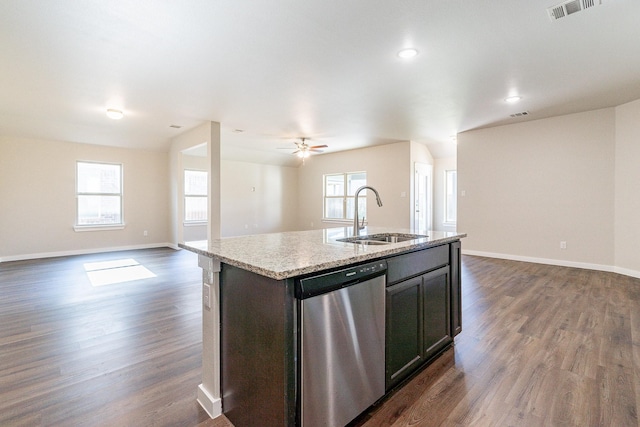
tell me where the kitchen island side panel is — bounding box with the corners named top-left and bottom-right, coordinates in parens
top-left (220, 264), bottom-right (297, 427)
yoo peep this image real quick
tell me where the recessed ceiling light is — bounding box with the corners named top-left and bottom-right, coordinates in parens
top-left (106, 109), bottom-right (124, 120)
top-left (397, 48), bottom-right (419, 59)
top-left (505, 96), bottom-right (522, 103)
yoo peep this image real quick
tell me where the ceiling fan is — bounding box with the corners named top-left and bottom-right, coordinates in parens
top-left (279, 138), bottom-right (328, 163)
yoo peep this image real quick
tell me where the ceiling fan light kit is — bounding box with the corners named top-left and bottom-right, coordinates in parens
top-left (278, 138), bottom-right (328, 163)
top-left (106, 109), bottom-right (124, 120)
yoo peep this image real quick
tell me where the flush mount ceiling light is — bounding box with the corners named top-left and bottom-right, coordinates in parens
top-left (397, 48), bottom-right (419, 59)
top-left (106, 109), bottom-right (124, 120)
top-left (505, 96), bottom-right (522, 103)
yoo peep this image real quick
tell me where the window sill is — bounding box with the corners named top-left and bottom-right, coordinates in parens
top-left (442, 221), bottom-right (457, 226)
top-left (322, 219), bottom-right (368, 227)
top-left (74, 224), bottom-right (125, 232)
top-left (183, 221), bottom-right (207, 227)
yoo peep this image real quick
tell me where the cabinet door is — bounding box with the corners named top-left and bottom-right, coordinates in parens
top-left (385, 276), bottom-right (422, 389)
top-left (450, 241), bottom-right (462, 337)
top-left (422, 266), bottom-right (452, 360)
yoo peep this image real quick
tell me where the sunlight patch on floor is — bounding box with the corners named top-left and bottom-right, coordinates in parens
top-left (84, 258), bottom-right (156, 287)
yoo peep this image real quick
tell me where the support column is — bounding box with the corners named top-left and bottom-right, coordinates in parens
top-left (199, 121), bottom-right (223, 418)
top-left (197, 254), bottom-right (222, 418)
top-left (208, 121), bottom-right (221, 241)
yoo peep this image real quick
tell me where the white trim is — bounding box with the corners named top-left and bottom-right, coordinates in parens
top-left (183, 221), bottom-right (207, 227)
top-left (461, 249), bottom-right (625, 274)
top-left (0, 243), bottom-right (179, 263)
top-left (614, 266), bottom-right (640, 279)
top-left (197, 383), bottom-right (222, 419)
top-left (76, 160), bottom-right (124, 226)
top-left (74, 224), bottom-right (126, 232)
top-left (322, 218), bottom-right (354, 225)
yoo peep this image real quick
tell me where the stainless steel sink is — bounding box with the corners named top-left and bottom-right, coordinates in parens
top-left (337, 233), bottom-right (428, 245)
top-left (345, 239), bottom-right (392, 245)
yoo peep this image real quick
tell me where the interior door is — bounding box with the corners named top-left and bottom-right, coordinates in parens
top-left (414, 162), bottom-right (433, 232)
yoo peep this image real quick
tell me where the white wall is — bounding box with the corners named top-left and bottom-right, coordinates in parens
top-left (458, 108), bottom-right (616, 270)
top-left (221, 160), bottom-right (299, 237)
top-left (297, 142), bottom-right (413, 231)
top-left (434, 156), bottom-right (457, 232)
top-left (0, 136), bottom-right (170, 260)
top-left (614, 99), bottom-right (640, 275)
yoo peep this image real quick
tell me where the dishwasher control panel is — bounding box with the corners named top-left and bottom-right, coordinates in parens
top-left (296, 260), bottom-right (387, 299)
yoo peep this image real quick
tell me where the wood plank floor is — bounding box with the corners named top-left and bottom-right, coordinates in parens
top-left (2, 250), bottom-right (640, 426)
top-left (0, 248), bottom-right (215, 427)
top-left (352, 256), bottom-right (640, 427)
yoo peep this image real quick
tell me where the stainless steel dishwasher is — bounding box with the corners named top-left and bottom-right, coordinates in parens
top-left (297, 260), bottom-right (387, 427)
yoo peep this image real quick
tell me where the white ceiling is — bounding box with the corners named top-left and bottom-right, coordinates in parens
top-left (1, 0), bottom-right (639, 164)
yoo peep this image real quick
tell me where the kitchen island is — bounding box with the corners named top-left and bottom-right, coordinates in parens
top-left (180, 227), bottom-right (466, 427)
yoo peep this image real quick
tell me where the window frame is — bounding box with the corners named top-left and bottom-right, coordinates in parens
top-left (75, 160), bottom-right (124, 231)
top-left (444, 169), bottom-right (457, 225)
top-left (323, 171), bottom-right (367, 222)
top-left (184, 169), bottom-right (208, 224)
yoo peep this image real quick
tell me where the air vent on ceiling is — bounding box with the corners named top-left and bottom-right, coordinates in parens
top-left (510, 111), bottom-right (530, 118)
top-left (547, 0), bottom-right (603, 21)
top-left (169, 124), bottom-right (183, 129)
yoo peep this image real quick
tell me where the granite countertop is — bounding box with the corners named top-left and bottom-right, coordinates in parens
top-left (179, 226), bottom-right (466, 280)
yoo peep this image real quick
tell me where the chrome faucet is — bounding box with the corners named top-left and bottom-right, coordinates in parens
top-left (353, 186), bottom-right (383, 237)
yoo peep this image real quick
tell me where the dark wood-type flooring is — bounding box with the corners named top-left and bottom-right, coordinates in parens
top-left (2, 249), bottom-right (639, 426)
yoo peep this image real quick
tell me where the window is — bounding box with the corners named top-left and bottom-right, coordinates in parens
top-left (76, 161), bottom-right (123, 226)
top-left (444, 170), bottom-right (457, 224)
top-left (184, 170), bottom-right (208, 222)
top-left (323, 172), bottom-right (367, 220)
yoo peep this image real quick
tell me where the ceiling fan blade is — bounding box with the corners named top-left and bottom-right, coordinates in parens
top-left (310, 149), bottom-right (324, 153)
top-left (291, 149), bottom-right (300, 155)
top-left (309, 144), bottom-right (328, 149)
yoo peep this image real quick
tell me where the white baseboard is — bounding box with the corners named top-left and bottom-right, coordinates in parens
top-left (613, 266), bottom-right (640, 279)
top-left (462, 249), bottom-right (640, 279)
top-left (0, 243), bottom-right (180, 263)
top-left (166, 242), bottom-right (181, 251)
top-left (197, 384), bottom-right (222, 419)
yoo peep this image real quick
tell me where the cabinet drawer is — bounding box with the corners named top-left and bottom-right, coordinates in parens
top-left (387, 245), bottom-right (449, 285)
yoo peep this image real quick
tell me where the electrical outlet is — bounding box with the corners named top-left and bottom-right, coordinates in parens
top-left (203, 283), bottom-right (211, 309)
top-left (560, 241), bottom-right (567, 249)
top-left (143, 230), bottom-right (148, 237)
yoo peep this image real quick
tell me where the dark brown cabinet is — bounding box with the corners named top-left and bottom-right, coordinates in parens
top-left (385, 244), bottom-right (458, 390)
top-left (422, 266), bottom-right (451, 360)
top-left (385, 276), bottom-right (423, 388)
top-left (450, 240), bottom-right (462, 337)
